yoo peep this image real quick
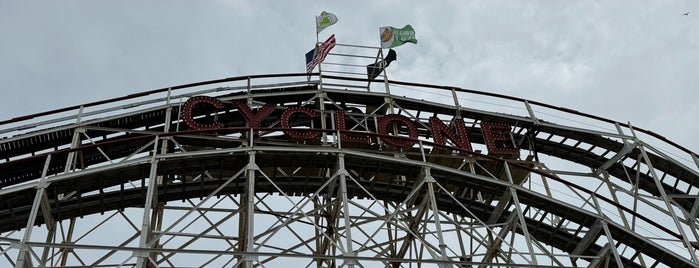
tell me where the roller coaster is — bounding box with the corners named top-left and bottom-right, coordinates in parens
top-left (1, 48), bottom-right (698, 268)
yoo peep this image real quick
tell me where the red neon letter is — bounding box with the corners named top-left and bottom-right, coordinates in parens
top-left (377, 114), bottom-right (418, 148)
top-left (334, 110), bottom-right (370, 144)
top-left (181, 96), bottom-right (225, 130)
top-left (233, 100), bottom-right (276, 128)
top-left (481, 122), bottom-right (519, 156)
top-left (280, 107), bottom-right (319, 139)
top-left (429, 117), bottom-right (473, 152)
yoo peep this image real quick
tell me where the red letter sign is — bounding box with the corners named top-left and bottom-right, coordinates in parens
top-left (481, 122), bottom-right (518, 156)
top-left (280, 107), bottom-right (319, 139)
top-left (377, 114), bottom-right (418, 148)
top-left (233, 100), bottom-right (276, 128)
top-left (429, 117), bottom-right (473, 152)
top-left (334, 110), bottom-right (371, 144)
top-left (181, 96), bottom-right (225, 130)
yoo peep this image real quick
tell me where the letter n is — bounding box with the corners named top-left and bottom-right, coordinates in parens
top-left (429, 117), bottom-right (473, 152)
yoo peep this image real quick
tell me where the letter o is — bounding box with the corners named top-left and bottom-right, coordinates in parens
top-left (377, 114), bottom-right (418, 148)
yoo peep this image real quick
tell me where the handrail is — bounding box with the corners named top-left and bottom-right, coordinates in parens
top-left (328, 75), bottom-right (699, 157)
top-left (0, 73), bottom-right (318, 126)
top-left (1, 72), bottom-right (695, 159)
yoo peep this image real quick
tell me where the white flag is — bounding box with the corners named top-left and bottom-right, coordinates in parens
top-left (316, 11), bottom-right (338, 34)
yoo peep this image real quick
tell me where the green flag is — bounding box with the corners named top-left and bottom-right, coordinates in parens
top-left (316, 11), bottom-right (338, 34)
top-left (379, 24), bottom-right (417, 48)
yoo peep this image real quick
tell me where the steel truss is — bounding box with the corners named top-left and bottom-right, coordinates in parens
top-left (1, 71), bottom-right (698, 268)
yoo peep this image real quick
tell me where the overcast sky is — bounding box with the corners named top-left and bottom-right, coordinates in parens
top-left (1, 1), bottom-right (697, 154)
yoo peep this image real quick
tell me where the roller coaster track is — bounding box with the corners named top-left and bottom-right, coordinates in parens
top-left (1, 73), bottom-right (698, 267)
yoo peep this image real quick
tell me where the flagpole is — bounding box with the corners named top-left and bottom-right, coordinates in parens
top-left (314, 14), bottom-right (328, 145)
top-left (380, 48), bottom-right (391, 96)
top-left (316, 18), bottom-right (322, 79)
top-left (367, 47), bottom-right (382, 91)
top-left (379, 48), bottom-right (394, 115)
top-left (376, 48), bottom-right (399, 140)
top-left (307, 16), bottom-right (319, 83)
top-left (315, 16), bottom-right (323, 83)
top-left (315, 16), bottom-right (319, 43)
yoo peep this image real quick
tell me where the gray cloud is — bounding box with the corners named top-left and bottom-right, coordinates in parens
top-left (1, 1), bottom-right (697, 153)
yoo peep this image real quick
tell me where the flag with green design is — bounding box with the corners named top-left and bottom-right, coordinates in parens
top-left (379, 25), bottom-right (417, 48)
top-left (316, 11), bottom-right (338, 34)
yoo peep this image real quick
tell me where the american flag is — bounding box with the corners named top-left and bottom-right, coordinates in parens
top-left (305, 34), bottom-right (336, 73)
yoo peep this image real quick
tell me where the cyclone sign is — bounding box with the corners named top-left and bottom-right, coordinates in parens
top-left (181, 96), bottom-right (520, 156)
